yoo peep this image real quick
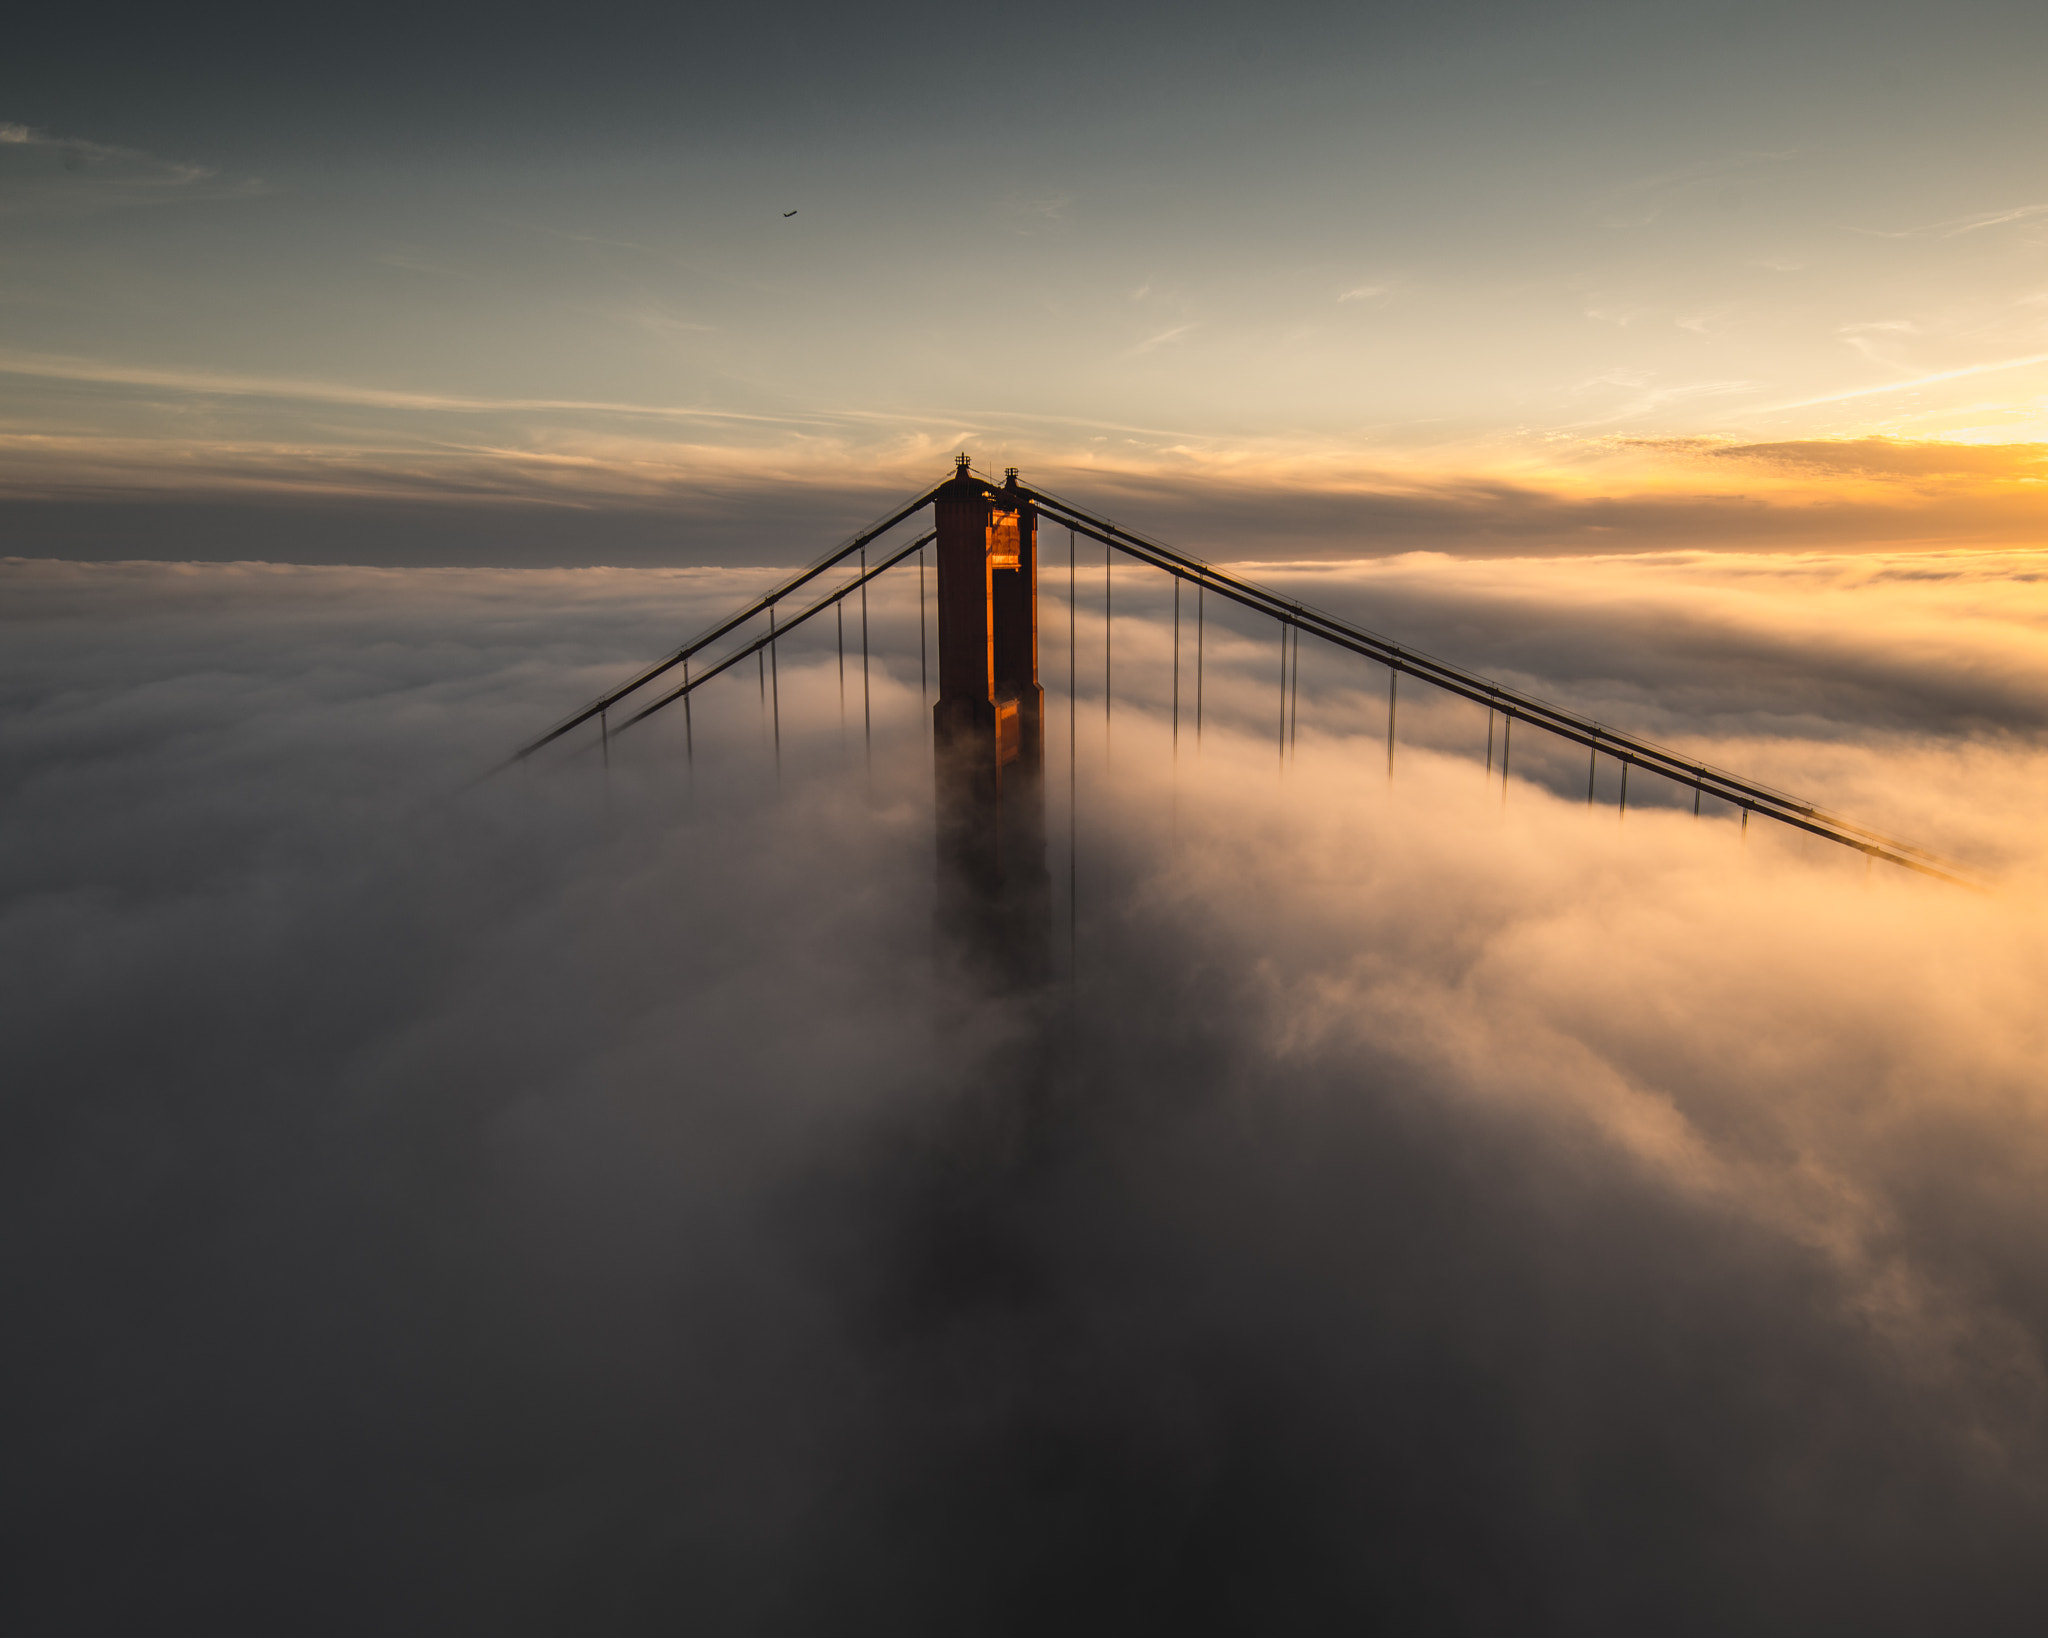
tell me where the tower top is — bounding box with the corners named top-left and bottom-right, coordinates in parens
top-left (939, 451), bottom-right (988, 503)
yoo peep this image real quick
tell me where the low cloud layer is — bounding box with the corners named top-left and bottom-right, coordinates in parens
top-left (12, 460), bottom-right (2048, 569)
top-left (1707, 437), bottom-right (2048, 479)
top-left (7, 364), bottom-right (2048, 567)
top-left (6, 550), bottom-right (2048, 1632)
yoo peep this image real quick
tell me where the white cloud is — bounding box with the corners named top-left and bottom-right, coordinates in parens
top-left (0, 121), bottom-right (267, 215)
top-left (1128, 322), bottom-right (1199, 354)
top-left (1939, 201), bottom-right (2048, 238)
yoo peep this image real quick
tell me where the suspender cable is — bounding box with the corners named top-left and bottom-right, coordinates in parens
top-left (860, 546), bottom-right (871, 773)
top-left (1386, 666), bottom-right (1398, 782)
top-left (1195, 582), bottom-right (1204, 749)
top-left (610, 532), bottom-right (931, 735)
top-left (1289, 624), bottom-right (1301, 759)
top-left (769, 606), bottom-right (781, 779)
top-left (509, 481), bottom-right (943, 764)
top-left (1172, 577), bottom-right (1181, 760)
top-left (1069, 526), bottom-right (1079, 994)
top-left (1029, 492), bottom-right (1968, 881)
top-left (1277, 619), bottom-right (1289, 767)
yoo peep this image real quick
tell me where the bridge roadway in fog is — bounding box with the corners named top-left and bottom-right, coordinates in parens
top-left (507, 466), bottom-right (1977, 888)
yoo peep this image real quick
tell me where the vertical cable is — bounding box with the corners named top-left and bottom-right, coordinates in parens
top-left (1485, 708), bottom-right (1494, 781)
top-left (919, 544), bottom-right (928, 699)
top-left (1500, 714), bottom-right (1511, 808)
top-left (1587, 739), bottom-right (1598, 804)
top-left (1172, 576), bottom-right (1181, 760)
top-left (1277, 620), bottom-right (1288, 767)
top-left (682, 658), bottom-right (694, 783)
top-left (1386, 666), bottom-right (1398, 782)
top-left (860, 546), bottom-right (871, 777)
top-left (1069, 527), bottom-right (1078, 1000)
top-left (1694, 777), bottom-right (1702, 819)
top-left (837, 601), bottom-right (846, 741)
top-left (1288, 624), bottom-right (1300, 759)
top-left (1195, 581), bottom-right (1204, 748)
top-left (1619, 760), bottom-right (1628, 821)
top-left (1104, 539), bottom-right (1113, 747)
top-left (769, 604), bottom-right (781, 781)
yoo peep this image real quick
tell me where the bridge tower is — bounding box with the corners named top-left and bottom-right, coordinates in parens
top-left (933, 456), bottom-right (1049, 981)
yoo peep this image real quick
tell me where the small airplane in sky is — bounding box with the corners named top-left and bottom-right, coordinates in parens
top-left (783, 210), bottom-right (798, 217)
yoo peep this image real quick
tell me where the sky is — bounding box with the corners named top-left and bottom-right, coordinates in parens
top-left (7, 0), bottom-right (2048, 562)
top-left (11, 4), bottom-right (2048, 1631)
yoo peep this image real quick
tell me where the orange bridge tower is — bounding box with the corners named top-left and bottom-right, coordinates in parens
top-left (932, 456), bottom-right (1049, 980)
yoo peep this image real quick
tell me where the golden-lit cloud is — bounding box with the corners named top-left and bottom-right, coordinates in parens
top-left (6, 352), bottom-right (2048, 563)
top-left (1708, 438), bottom-right (2048, 479)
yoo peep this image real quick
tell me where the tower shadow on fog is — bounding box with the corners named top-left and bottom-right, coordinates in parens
top-left (931, 457), bottom-right (1052, 993)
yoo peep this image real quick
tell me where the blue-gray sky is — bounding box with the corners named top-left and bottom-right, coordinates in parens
top-left (7, 0), bottom-right (2048, 560)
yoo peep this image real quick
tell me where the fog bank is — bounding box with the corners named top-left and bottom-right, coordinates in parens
top-left (5, 550), bottom-right (2047, 1633)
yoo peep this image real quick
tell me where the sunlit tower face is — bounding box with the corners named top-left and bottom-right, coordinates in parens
top-left (987, 508), bottom-right (1021, 571)
top-left (986, 506), bottom-right (1022, 753)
